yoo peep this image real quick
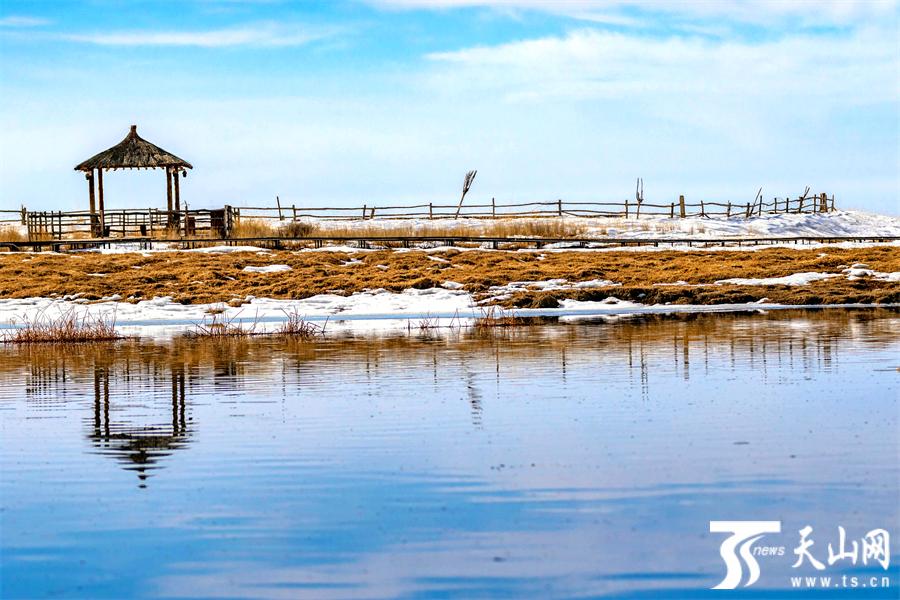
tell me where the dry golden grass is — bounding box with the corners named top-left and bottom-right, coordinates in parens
top-left (230, 219), bottom-right (281, 238)
top-left (228, 217), bottom-right (587, 240)
top-left (315, 218), bottom-right (587, 239)
top-left (0, 225), bottom-right (27, 243)
top-left (231, 219), bottom-right (317, 239)
top-left (3, 309), bottom-right (121, 344)
top-left (0, 245), bottom-right (897, 307)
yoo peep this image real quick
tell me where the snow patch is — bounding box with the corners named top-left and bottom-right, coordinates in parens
top-left (843, 267), bottom-right (900, 282)
top-left (188, 245), bottom-right (271, 254)
top-left (714, 272), bottom-right (840, 286)
top-left (242, 264), bottom-right (292, 274)
top-left (558, 297), bottom-right (644, 310)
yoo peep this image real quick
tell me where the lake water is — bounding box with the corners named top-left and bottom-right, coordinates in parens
top-left (1, 309), bottom-right (898, 598)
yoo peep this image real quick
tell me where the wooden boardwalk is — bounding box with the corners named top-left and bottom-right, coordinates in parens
top-left (3, 234), bottom-right (897, 253)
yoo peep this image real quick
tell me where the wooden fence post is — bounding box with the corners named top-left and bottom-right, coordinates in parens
top-left (819, 193), bottom-right (827, 213)
top-left (292, 205), bottom-right (297, 221)
top-left (679, 195), bottom-right (686, 218)
top-left (726, 202), bottom-right (731, 218)
top-left (624, 199), bottom-right (629, 218)
top-left (700, 201), bottom-right (705, 217)
top-left (558, 199), bottom-right (563, 217)
top-left (20, 205), bottom-right (26, 225)
top-left (276, 196), bottom-right (283, 221)
top-left (429, 203), bottom-right (433, 219)
top-left (830, 195), bottom-right (835, 212)
top-left (670, 202), bottom-right (674, 218)
top-left (362, 204), bottom-right (367, 219)
top-left (745, 202), bottom-right (751, 218)
top-left (798, 197), bottom-right (804, 214)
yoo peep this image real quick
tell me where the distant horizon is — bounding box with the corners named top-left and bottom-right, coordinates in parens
top-left (1, 1), bottom-right (898, 216)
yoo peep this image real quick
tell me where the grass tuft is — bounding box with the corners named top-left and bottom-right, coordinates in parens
top-left (3, 309), bottom-right (120, 344)
top-left (472, 306), bottom-right (527, 332)
top-left (277, 308), bottom-right (327, 338)
top-left (189, 311), bottom-right (257, 337)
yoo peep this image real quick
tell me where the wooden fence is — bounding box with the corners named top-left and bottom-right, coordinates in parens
top-left (8, 192), bottom-right (835, 241)
top-left (234, 193), bottom-right (835, 222)
top-left (0, 208), bottom-right (26, 224)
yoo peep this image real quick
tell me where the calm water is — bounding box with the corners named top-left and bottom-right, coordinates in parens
top-left (1, 310), bottom-right (898, 599)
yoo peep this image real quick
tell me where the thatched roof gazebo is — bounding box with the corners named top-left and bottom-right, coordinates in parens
top-left (75, 125), bottom-right (192, 234)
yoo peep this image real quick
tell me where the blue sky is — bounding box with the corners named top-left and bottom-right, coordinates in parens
top-left (1, 0), bottom-right (898, 214)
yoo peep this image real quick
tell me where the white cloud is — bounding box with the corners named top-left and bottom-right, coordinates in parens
top-left (369, 0), bottom-right (898, 27)
top-left (0, 16), bottom-right (50, 27)
top-left (425, 28), bottom-right (899, 105)
top-left (64, 22), bottom-right (336, 48)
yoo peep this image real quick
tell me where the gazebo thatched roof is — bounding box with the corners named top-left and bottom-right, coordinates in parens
top-left (75, 125), bottom-right (192, 172)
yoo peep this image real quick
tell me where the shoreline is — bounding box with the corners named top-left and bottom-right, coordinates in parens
top-left (1, 298), bottom-right (897, 338)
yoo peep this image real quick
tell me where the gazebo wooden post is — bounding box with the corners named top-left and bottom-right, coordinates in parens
top-left (173, 168), bottom-right (181, 213)
top-left (166, 167), bottom-right (174, 228)
top-left (87, 171), bottom-right (96, 216)
top-left (97, 169), bottom-right (104, 213)
top-left (173, 168), bottom-right (183, 236)
top-left (97, 168), bottom-right (105, 236)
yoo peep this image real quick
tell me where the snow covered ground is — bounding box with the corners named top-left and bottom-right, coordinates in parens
top-left (0, 291), bottom-right (835, 338)
top-left (308, 209), bottom-right (900, 239)
top-left (1, 269), bottom-right (896, 338)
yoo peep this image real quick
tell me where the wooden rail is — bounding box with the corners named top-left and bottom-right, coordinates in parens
top-left (234, 193), bottom-right (836, 222)
top-left (7, 193), bottom-right (836, 242)
top-left (181, 234), bottom-right (896, 250)
top-left (0, 208), bottom-right (26, 224)
top-left (8, 233), bottom-right (894, 253)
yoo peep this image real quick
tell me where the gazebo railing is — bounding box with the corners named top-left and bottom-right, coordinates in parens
top-left (26, 207), bottom-right (236, 240)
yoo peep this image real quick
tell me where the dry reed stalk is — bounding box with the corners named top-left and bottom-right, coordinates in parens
top-left (277, 308), bottom-right (327, 338)
top-left (189, 311), bottom-right (258, 338)
top-left (3, 308), bottom-right (121, 344)
top-left (416, 314), bottom-right (440, 331)
top-left (472, 306), bottom-right (527, 332)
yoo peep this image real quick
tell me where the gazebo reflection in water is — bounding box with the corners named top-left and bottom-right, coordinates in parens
top-left (88, 364), bottom-right (191, 488)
